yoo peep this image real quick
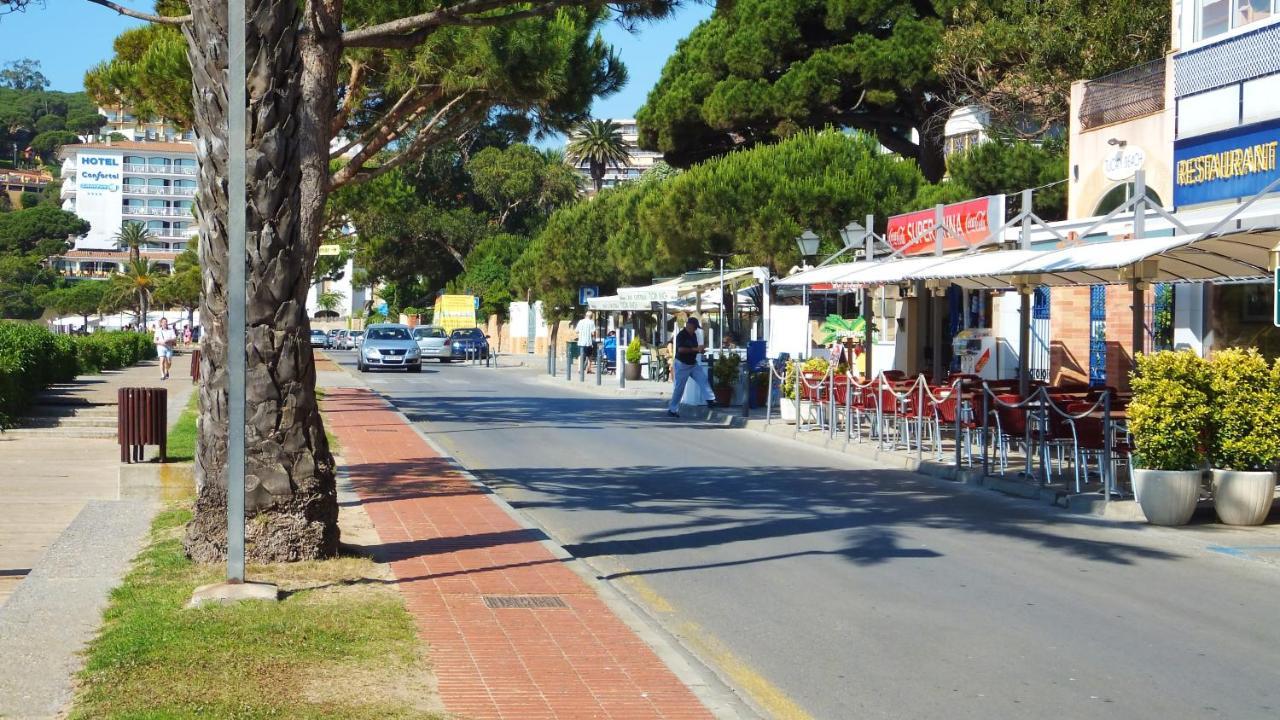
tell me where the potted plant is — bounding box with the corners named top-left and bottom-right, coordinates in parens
top-left (624, 337), bottom-right (643, 381)
top-left (750, 370), bottom-right (770, 407)
top-left (780, 359), bottom-right (799, 423)
top-left (1207, 348), bottom-right (1279, 525)
top-left (711, 353), bottom-right (742, 406)
top-left (1128, 350), bottom-right (1211, 526)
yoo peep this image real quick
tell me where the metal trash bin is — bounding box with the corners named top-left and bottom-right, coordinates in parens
top-left (118, 387), bottom-right (167, 464)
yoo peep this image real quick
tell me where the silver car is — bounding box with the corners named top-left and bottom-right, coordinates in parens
top-left (413, 325), bottom-right (454, 362)
top-left (356, 324), bottom-right (421, 372)
top-left (346, 330), bottom-right (364, 349)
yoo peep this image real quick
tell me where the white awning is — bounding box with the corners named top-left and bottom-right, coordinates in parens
top-left (587, 295), bottom-right (655, 311)
top-left (911, 249), bottom-right (1047, 290)
top-left (617, 277), bottom-right (684, 303)
top-left (989, 230), bottom-right (1277, 286)
top-left (774, 262), bottom-right (863, 287)
top-left (674, 267), bottom-right (761, 295)
top-left (835, 255), bottom-right (956, 285)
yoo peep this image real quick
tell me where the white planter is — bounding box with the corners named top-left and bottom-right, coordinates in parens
top-left (779, 397), bottom-right (798, 423)
top-left (1133, 469), bottom-right (1202, 526)
top-left (1211, 469), bottom-right (1277, 526)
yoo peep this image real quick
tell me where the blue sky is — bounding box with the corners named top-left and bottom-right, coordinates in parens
top-left (1, 1), bottom-right (712, 139)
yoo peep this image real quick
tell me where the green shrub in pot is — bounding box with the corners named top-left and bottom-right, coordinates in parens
top-left (1205, 348), bottom-right (1280, 525)
top-left (625, 337), bottom-right (642, 364)
top-left (1128, 350), bottom-right (1211, 525)
top-left (1129, 350), bottom-right (1211, 471)
top-left (712, 353), bottom-right (742, 390)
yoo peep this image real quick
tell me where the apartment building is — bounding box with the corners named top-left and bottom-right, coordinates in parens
top-left (568, 119), bottom-right (665, 189)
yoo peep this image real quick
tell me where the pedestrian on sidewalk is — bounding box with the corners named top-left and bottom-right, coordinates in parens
top-left (667, 317), bottom-right (715, 417)
top-left (575, 311), bottom-right (596, 374)
top-left (153, 318), bottom-right (177, 380)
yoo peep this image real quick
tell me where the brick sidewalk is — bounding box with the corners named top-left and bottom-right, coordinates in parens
top-left (323, 388), bottom-right (714, 720)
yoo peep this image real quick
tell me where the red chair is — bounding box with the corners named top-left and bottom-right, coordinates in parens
top-left (990, 393), bottom-right (1029, 475)
top-left (932, 388), bottom-right (976, 465)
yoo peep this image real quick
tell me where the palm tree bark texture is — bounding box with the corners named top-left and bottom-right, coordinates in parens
top-left (181, 0), bottom-right (343, 562)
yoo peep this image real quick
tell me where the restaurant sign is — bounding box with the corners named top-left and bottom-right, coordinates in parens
top-left (886, 195), bottom-right (1005, 257)
top-left (1174, 120), bottom-right (1280, 207)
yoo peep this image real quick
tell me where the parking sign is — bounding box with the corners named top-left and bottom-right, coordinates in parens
top-left (579, 286), bottom-right (599, 305)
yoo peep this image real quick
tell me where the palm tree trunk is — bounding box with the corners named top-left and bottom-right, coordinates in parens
top-left (181, 0), bottom-right (341, 563)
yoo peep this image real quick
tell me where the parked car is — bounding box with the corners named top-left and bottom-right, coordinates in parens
top-left (347, 330), bottom-right (365, 349)
top-left (335, 330), bottom-right (349, 349)
top-left (326, 329), bottom-right (340, 347)
top-left (449, 327), bottom-right (490, 360)
top-left (357, 323), bottom-right (421, 372)
top-left (413, 325), bottom-right (454, 362)
top-left (309, 329), bottom-right (328, 348)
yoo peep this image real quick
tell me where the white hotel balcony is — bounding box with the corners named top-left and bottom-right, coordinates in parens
top-left (122, 163), bottom-right (198, 176)
top-left (122, 185), bottom-right (197, 197)
top-left (122, 206), bottom-right (192, 218)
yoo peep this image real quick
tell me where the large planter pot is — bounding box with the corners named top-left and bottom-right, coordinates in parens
top-left (1211, 469), bottom-right (1277, 526)
top-left (625, 361), bottom-right (642, 381)
top-left (751, 384), bottom-right (768, 408)
top-left (1133, 468), bottom-right (1202, 526)
top-left (779, 397), bottom-right (798, 423)
top-left (713, 386), bottom-right (734, 406)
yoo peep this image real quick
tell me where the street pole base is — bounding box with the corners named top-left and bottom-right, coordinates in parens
top-left (186, 580), bottom-right (279, 609)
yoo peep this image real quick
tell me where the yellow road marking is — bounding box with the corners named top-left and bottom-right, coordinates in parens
top-left (618, 574), bottom-right (813, 720)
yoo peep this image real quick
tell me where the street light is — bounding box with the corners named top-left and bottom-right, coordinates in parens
top-left (838, 221), bottom-right (867, 250)
top-left (796, 230), bottom-right (820, 265)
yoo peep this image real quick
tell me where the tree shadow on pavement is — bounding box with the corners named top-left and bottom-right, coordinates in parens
top-left (471, 463), bottom-right (1183, 571)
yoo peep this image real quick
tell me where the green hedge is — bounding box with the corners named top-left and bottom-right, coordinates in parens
top-left (0, 323), bottom-right (155, 427)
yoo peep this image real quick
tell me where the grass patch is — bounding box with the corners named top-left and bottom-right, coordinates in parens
top-left (167, 391), bottom-right (341, 461)
top-left (166, 393), bottom-right (198, 463)
top-left (70, 506), bottom-right (442, 719)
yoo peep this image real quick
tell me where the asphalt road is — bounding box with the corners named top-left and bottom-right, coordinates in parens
top-left (335, 352), bottom-right (1280, 720)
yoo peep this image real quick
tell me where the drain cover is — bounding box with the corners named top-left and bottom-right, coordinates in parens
top-left (482, 595), bottom-right (568, 609)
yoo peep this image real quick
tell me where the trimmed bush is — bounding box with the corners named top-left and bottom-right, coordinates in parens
top-left (1207, 348), bottom-right (1280, 471)
top-left (1128, 350), bottom-right (1212, 471)
top-left (0, 323), bottom-right (155, 427)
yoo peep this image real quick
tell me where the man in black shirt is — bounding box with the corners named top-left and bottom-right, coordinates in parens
top-left (667, 316), bottom-right (715, 416)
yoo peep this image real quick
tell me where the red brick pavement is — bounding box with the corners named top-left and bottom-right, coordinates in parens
top-left (323, 388), bottom-right (715, 720)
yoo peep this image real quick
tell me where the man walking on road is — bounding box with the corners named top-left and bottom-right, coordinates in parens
top-left (576, 311), bottom-right (597, 373)
top-left (153, 318), bottom-right (177, 380)
top-left (668, 316), bottom-right (715, 416)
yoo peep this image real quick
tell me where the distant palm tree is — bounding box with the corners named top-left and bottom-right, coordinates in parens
top-left (113, 221), bottom-right (152, 263)
top-left (566, 119), bottom-right (630, 192)
top-left (106, 257), bottom-right (161, 326)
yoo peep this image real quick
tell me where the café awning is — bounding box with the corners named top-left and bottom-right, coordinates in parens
top-left (772, 227), bottom-right (1280, 290)
top-left (982, 230), bottom-right (1278, 286)
top-left (774, 262), bottom-right (862, 287)
top-left (587, 294), bottom-right (655, 311)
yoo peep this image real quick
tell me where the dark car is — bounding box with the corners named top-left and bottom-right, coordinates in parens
top-left (309, 329), bottom-right (328, 348)
top-left (449, 327), bottom-right (489, 360)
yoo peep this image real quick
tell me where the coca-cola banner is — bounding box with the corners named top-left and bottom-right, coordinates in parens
top-left (886, 195), bottom-right (1005, 257)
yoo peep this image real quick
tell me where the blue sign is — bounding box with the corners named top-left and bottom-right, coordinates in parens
top-left (1174, 120), bottom-right (1280, 207)
top-left (578, 286), bottom-right (599, 305)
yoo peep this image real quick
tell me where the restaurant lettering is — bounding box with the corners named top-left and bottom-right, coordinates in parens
top-left (1173, 120), bottom-right (1280, 207)
top-left (1176, 141), bottom-right (1277, 186)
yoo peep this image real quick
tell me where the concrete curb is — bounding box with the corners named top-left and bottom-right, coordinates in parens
top-left (0, 499), bottom-right (155, 718)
